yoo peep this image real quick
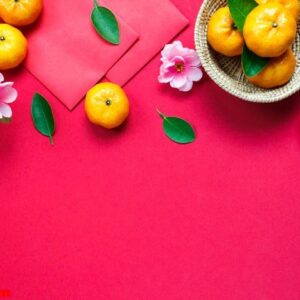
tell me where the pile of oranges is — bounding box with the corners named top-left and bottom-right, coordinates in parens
top-left (207, 0), bottom-right (299, 89)
top-left (0, 0), bottom-right (43, 70)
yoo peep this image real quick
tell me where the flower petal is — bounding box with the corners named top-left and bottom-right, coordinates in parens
top-left (187, 67), bottom-right (203, 82)
top-left (158, 63), bottom-right (175, 83)
top-left (161, 41), bottom-right (183, 56)
top-left (0, 73), bottom-right (4, 83)
top-left (158, 72), bottom-right (174, 83)
top-left (164, 61), bottom-right (176, 69)
top-left (170, 55), bottom-right (185, 64)
top-left (179, 80), bottom-right (193, 92)
top-left (161, 41), bottom-right (184, 62)
top-left (0, 103), bottom-right (12, 118)
top-left (0, 86), bottom-right (18, 103)
top-left (185, 53), bottom-right (201, 67)
top-left (170, 74), bottom-right (187, 89)
top-left (0, 81), bottom-right (13, 89)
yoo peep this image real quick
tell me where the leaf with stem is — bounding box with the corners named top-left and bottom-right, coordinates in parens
top-left (157, 109), bottom-right (196, 144)
top-left (91, 0), bottom-right (120, 45)
top-left (31, 93), bottom-right (55, 145)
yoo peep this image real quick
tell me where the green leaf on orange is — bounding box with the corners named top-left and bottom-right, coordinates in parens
top-left (242, 44), bottom-right (269, 77)
top-left (228, 0), bottom-right (258, 32)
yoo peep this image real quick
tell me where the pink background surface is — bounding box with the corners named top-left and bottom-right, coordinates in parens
top-left (1, 0), bottom-right (300, 299)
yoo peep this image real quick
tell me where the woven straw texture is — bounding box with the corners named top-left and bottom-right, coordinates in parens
top-left (194, 0), bottom-right (300, 103)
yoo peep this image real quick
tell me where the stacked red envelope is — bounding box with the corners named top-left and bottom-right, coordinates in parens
top-left (25, 0), bottom-right (188, 110)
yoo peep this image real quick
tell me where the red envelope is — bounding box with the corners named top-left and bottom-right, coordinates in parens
top-left (105, 0), bottom-right (189, 85)
top-left (25, 1), bottom-right (139, 110)
top-left (25, 0), bottom-right (188, 110)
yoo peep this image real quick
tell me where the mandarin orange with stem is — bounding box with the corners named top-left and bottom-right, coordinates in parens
top-left (0, 23), bottom-right (27, 70)
top-left (85, 83), bottom-right (130, 129)
top-left (0, 0), bottom-right (43, 26)
top-left (207, 6), bottom-right (244, 57)
top-left (243, 3), bottom-right (297, 57)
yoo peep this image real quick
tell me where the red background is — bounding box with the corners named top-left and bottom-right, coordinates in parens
top-left (1, 1), bottom-right (300, 299)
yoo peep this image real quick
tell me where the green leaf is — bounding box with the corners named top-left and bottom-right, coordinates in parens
top-left (228, 0), bottom-right (257, 32)
top-left (31, 93), bottom-right (55, 145)
top-left (242, 44), bottom-right (269, 77)
top-left (158, 110), bottom-right (196, 144)
top-left (91, 0), bottom-right (120, 45)
top-left (228, 0), bottom-right (270, 78)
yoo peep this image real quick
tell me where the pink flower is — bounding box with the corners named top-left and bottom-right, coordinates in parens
top-left (158, 41), bottom-right (203, 92)
top-left (0, 73), bottom-right (17, 120)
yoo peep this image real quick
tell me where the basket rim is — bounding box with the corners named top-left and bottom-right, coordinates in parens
top-left (194, 0), bottom-right (300, 103)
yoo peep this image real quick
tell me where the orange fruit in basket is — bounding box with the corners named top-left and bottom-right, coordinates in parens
top-left (0, 24), bottom-right (27, 70)
top-left (85, 82), bottom-right (130, 129)
top-left (256, 0), bottom-right (300, 20)
top-left (244, 3), bottom-right (297, 57)
top-left (207, 6), bottom-right (244, 57)
top-left (247, 48), bottom-right (296, 88)
top-left (0, 0), bottom-right (43, 26)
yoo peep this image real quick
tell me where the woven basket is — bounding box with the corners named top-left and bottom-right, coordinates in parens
top-left (194, 0), bottom-right (300, 103)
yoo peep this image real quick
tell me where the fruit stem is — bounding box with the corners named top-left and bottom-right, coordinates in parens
top-left (156, 108), bottom-right (166, 119)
